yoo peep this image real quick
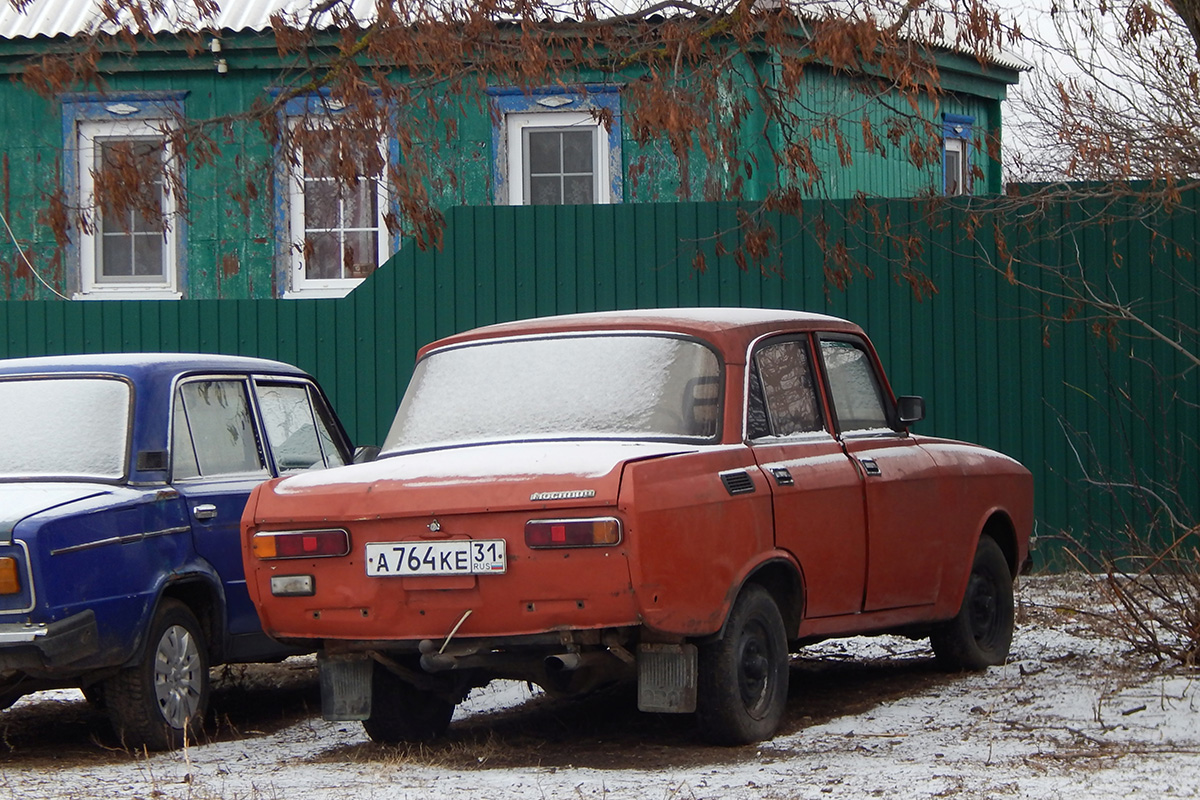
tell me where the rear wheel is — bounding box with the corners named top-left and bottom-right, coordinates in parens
top-left (361, 661), bottom-right (455, 744)
top-left (931, 536), bottom-right (1014, 670)
top-left (105, 599), bottom-right (210, 750)
top-left (696, 584), bottom-right (789, 745)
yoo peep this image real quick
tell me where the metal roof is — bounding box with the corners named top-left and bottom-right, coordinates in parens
top-left (0, 0), bottom-right (380, 40)
top-left (0, 1), bottom-right (1026, 72)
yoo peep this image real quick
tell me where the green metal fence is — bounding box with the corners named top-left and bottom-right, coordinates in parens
top-left (2, 197), bottom-right (1196, 560)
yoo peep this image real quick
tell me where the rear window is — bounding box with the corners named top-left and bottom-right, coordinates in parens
top-left (384, 333), bottom-right (722, 452)
top-left (0, 376), bottom-right (131, 480)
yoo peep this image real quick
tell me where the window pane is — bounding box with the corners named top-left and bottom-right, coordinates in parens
top-left (944, 140), bottom-right (965, 196)
top-left (304, 233), bottom-right (341, 280)
top-left (304, 179), bottom-right (338, 230)
top-left (527, 130), bottom-right (560, 175)
top-left (522, 126), bottom-right (598, 205)
top-left (529, 175), bottom-right (562, 205)
top-left (101, 234), bottom-right (133, 278)
top-left (130, 183), bottom-right (164, 233)
top-left (0, 377), bottom-right (130, 480)
top-left (561, 130), bottom-right (593, 173)
top-left (344, 230), bottom-right (378, 278)
top-left (563, 175), bottom-right (594, 205)
top-left (172, 391), bottom-right (200, 480)
top-left (257, 383), bottom-right (324, 473)
top-left (177, 380), bottom-right (266, 477)
top-left (312, 395), bottom-right (348, 467)
top-left (133, 233), bottom-right (164, 277)
top-left (347, 179), bottom-right (378, 228)
top-left (99, 139), bottom-right (164, 223)
top-left (386, 335), bottom-right (722, 450)
top-left (756, 341), bottom-right (823, 436)
top-left (304, 146), bottom-right (333, 178)
top-left (820, 340), bottom-right (890, 432)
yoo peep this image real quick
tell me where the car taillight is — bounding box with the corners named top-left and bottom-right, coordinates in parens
top-left (0, 557), bottom-right (19, 594)
top-left (251, 529), bottom-right (350, 560)
top-left (525, 518), bottom-right (621, 548)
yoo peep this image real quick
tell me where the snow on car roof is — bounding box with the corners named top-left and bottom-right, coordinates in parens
top-left (0, 352), bottom-right (307, 379)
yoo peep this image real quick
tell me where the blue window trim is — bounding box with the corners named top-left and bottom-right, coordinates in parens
top-left (269, 88), bottom-right (394, 298)
top-left (942, 113), bottom-right (974, 196)
top-left (61, 92), bottom-right (189, 298)
top-left (487, 85), bottom-right (622, 204)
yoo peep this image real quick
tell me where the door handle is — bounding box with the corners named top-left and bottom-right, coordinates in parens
top-left (193, 503), bottom-right (218, 520)
top-left (859, 458), bottom-right (882, 477)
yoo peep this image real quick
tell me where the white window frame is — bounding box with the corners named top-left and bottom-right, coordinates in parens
top-left (76, 117), bottom-right (181, 299)
top-left (506, 111), bottom-right (611, 206)
top-left (942, 114), bottom-right (975, 197)
top-left (943, 137), bottom-right (969, 196)
top-left (489, 86), bottom-right (622, 206)
top-left (283, 119), bottom-right (390, 299)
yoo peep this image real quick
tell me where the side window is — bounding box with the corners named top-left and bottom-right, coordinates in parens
top-left (748, 340), bottom-right (823, 439)
top-left (256, 382), bottom-right (348, 474)
top-left (172, 380), bottom-right (267, 479)
top-left (819, 339), bottom-right (891, 432)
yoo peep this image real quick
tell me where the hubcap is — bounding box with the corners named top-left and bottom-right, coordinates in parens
top-left (737, 621), bottom-right (773, 716)
top-left (967, 572), bottom-right (1000, 646)
top-left (153, 624), bottom-right (203, 729)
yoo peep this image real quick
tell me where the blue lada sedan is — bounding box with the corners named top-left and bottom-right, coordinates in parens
top-left (0, 353), bottom-right (362, 750)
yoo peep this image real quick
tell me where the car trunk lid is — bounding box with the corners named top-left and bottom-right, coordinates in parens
top-left (259, 440), bottom-right (694, 521)
top-left (0, 483), bottom-right (111, 542)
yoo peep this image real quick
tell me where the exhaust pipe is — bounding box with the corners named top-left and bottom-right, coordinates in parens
top-left (545, 653), bottom-right (585, 672)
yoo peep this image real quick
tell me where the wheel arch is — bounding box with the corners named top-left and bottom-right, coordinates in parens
top-left (980, 510), bottom-right (1019, 579)
top-left (134, 576), bottom-right (226, 668)
top-left (935, 509), bottom-right (1021, 624)
top-left (736, 557), bottom-right (805, 640)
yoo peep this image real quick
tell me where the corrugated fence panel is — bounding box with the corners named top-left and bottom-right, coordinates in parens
top-left (2, 196), bottom-right (1197, 560)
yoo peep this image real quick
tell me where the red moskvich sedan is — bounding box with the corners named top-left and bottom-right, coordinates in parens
top-left (242, 308), bottom-right (1033, 745)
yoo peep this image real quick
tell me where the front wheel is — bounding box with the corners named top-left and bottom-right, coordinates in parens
top-left (696, 584), bottom-right (789, 745)
top-left (931, 536), bottom-right (1015, 670)
top-left (104, 599), bottom-right (210, 750)
top-left (361, 661), bottom-right (455, 744)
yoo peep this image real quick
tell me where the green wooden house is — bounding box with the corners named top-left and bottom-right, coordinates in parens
top-left (0, 1), bottom-right (1023, 302)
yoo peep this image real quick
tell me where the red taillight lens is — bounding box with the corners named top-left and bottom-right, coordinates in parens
top-left (252, 529), bottom-right (350, 560)
top-left (525, 518), bottom-right (621, 548)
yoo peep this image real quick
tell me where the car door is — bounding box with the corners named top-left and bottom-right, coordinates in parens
top-left (747, 336), bottom-right (869, 619)
top-left (816, 335), bottom-right (944, 611)
top-left (171, 376), bottom-right (272, 638)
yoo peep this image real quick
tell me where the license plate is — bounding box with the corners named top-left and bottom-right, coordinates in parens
top-left (365, 539), bottom-right (507, 577)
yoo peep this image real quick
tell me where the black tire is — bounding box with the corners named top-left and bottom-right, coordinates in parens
top-left (696, 583), bottom-right (789, 745)
top-left (361, 661), bottom-right (455, 744)
top-left (931, 536), bottom-right (1014, 670)
top-left (105, 599), bottom-right (210, 750)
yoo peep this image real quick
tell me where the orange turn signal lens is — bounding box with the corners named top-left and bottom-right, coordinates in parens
top-left (252, 529), bottom-right (350, 560)
top-left (0, 557), bottom-right (20, 595)
top-left (525, 518), bottom-right (622, 549)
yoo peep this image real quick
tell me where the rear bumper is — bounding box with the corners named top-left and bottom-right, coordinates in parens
top-left (0, 610), bottom-right (100, 673)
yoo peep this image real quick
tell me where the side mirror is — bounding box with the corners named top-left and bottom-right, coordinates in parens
top-left (353, 445), bottom-right (381, 464)
top-left (896, 395), bottom-right (925, 426)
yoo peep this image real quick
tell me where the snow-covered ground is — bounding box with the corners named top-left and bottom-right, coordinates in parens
top-left (3, 576), bottom-right (1198, 800)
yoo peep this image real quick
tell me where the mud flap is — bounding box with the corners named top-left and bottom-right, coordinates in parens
top-left (319, 652), bottom-right (373, 720)
top-left (637, 643), bottom-right (698, 713)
